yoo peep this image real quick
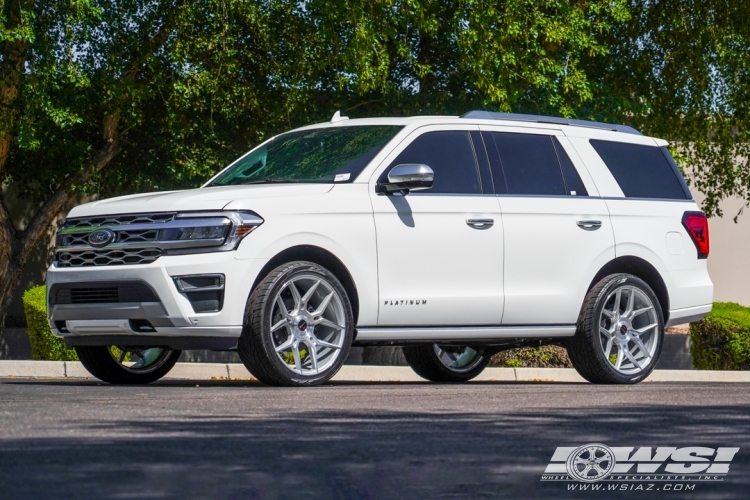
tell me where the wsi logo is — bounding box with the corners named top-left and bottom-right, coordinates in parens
top-left (542, 444), bottom-right (740, 483)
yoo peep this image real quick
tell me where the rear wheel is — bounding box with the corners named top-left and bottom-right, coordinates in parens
top-left (567, 274), bottom-right (664, 384)
top-left (75, 345), bottom-right (181, 384)
top-left (403, 344), bottom-right (490, 382)
top-left (238, 261), bottom-right (354, 386)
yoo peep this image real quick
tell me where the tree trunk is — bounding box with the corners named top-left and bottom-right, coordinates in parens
top-left (0, 114), bottom-right (121, 339)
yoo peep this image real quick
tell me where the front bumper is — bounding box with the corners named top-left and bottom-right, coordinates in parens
top-left (47, 252), bottom-right (269, 346)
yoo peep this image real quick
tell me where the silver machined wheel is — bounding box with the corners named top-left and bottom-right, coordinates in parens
top-left (433, 345), bottom-right (485, 373)
top-left (269, 274), bottom-right (347, 375)
top-left (107, 346), bottom-right (174, 374)
top-left (598, 285), bottom-right (660, 375)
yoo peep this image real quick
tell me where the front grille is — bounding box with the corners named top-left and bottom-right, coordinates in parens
top-left (68, 288), bottom-right (120, 303)
top-left (50, 281), bottom-right (160, 305)
top-left (116, 229), bottom-right (159, 243)
top-left (63, 213), bottom-right (176, 229)
top-left (58, 248), bottom-right (162, 267)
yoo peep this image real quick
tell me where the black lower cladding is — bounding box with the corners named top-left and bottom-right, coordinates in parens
top-left (50, 281), bottom-right (160, 306)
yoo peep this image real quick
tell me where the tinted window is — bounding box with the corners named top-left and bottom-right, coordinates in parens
top-left (490, 133), bottom-right (566, 195)
top-left (590, 140), bottom-right (689, 199)
top-left (387, 131), bottom-right (481, 194)
top-left (552, 137), bottom-right (588, 196)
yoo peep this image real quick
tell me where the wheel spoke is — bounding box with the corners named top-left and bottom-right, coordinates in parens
top-left (314, 338), bottom-right (341, 350)
top-left (601, 308), bottom-right (615, 319)
top-left (271, 318), bottom-right (287, 332)
top-left (631, 306), bottom-right (653, 319)
top-left (624, 348), bottom-right (642, 370)
top-left (624, 287), bottom-right (635, 316)
top-left (632, 336), bottom-right (651, 359)
top-left (275, 337), bottom-right (293, 353)
top-left (276, 295), bottom-right (291, 320)
top-left (300, 280), bottom-right (321, 309)
top-left (292, 340), bottom-right (302, 371)
top-left (614, 289), bottom-right (623, 314)
top-left (604, 337), bottom-right (614, 358)
top-left (314, 317), bottom-right (344, 330)
top-left (287, 282), bottom-right (302, 310)
top-left (307, 341), bottom-right (319, 373)
top-left (118, 349), bottom-right (127, 364)
top-left (634, 323), bottom-right (658, 335)
top-left (600, 326), bottom-right (614, 338)
top-left (614, 349), bottom-right (624, 370)
top-left (312, 291), bottom-right (335, 317)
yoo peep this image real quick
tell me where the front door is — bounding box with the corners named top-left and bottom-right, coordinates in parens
top-left (369, 127), bottom-right (504, 326)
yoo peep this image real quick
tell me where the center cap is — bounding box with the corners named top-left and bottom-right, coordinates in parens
top-left (298, 320), bottom-right (308, 331)
top-left (620, 324), bottom-right (628, 335)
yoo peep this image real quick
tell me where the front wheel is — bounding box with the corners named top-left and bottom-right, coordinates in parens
top-left (238, 261), bottom-right (354, 386)
top-left (75, 345), bottom-right (181, 384)
top-left (567, 274), bottom-right (664, 384)
top-left (403, 344), bottom-right (490, 382)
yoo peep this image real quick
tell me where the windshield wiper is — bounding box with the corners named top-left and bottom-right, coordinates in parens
top-left (243, 178), bottom-right (301, 185)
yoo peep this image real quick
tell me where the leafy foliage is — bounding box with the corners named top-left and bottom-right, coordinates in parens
top-left (22, 285), bottom-right (78, 361)
top-left (490, 345), bottom-right (572, 368)
top-left (582, 0), bottom-right (750, 218)
top-left (690, 302), bottom-right (750, 370)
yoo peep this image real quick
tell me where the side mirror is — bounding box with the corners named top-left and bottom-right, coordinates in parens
top-left (377, 164), bottom-right (434, 194)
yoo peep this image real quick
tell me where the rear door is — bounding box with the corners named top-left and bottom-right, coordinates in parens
top-left (369, 125), bottom-right (505, 326)
top-left (480, 126), bottom-right (616, 325)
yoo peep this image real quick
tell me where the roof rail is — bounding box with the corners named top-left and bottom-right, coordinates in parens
top-left (460, 110), bottom-right (642, 135)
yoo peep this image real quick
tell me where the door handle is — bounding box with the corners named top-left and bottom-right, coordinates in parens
top-left (577, 220), bottom-right (602, 231)
top-left (466, 218), bottom-right (494, 229)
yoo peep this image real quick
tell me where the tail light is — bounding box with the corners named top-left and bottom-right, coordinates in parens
top-left (682, 212), bottom-right (709, 259)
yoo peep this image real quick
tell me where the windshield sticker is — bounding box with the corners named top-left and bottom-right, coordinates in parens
top-left (334, 173), bottom-right (351, 182)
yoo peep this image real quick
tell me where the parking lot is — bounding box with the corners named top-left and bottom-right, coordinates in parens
top-left (0, 380), bottom-right (748, 499)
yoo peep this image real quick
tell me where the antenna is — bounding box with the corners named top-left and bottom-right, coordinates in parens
top-left (330, 111), bottom-right (349, 123)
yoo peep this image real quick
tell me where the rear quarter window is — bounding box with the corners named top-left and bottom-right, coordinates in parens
top-left (590, 140), bottom-right (690, 200)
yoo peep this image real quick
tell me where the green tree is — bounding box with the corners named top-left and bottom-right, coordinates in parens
top-left (0, 0), bottom-right (628, 333)
top-left (583, 0), bottom-right (750, 219)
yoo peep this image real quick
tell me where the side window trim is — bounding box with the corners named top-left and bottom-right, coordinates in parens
top-left (551, 136), bottom-right (589, 197)
top-left (481, 131), bottom-right (508, 194)
top-left (469, 131), bottom-right (494, 194)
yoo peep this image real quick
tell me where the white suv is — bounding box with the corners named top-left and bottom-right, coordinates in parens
top-left (47, 111), bottom-right (713, 386)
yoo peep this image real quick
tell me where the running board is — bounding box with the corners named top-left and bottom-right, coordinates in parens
top-left (354, 325), bottom-right (576, 342)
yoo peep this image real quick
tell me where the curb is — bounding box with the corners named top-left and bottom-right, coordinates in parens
top-left (0, 361), bottom-right (749, 383)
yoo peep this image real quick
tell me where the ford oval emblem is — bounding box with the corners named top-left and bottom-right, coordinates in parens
top-left (88, 229), bottom-right (115, 248)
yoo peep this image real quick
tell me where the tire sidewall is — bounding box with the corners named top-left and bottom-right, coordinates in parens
top-left (255, 262), bottom-right (354, 385)
top-left (589, 275), bottom-right (665, 383)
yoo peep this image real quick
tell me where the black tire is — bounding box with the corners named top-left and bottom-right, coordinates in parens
top-left (75, 346), bottom-right (181, 384)
top-left (567, 273), bottom-right (665, 384)
top-left (403, 344), bottom-right (490, 382)
top-left (238, 261), bottom-right (354, 387)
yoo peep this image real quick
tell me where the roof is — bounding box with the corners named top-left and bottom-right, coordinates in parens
top-left (461, 110), bottom-right (642, 135)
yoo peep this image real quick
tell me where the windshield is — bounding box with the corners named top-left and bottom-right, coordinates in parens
top-left (207, 125), bottom-right (403, 186)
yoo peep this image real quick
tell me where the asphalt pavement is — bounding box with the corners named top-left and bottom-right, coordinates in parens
top-left (0, 379), bottom-right (748, 499)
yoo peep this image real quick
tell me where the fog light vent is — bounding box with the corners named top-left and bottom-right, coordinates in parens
top-left (172, 274), bottom-right (225, 313)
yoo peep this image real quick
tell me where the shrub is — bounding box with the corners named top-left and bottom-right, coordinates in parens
top-left (22, 285), bottom-right (78, 361)
top-left (490, 345), bottom-right (572, 368)
top-left (690, 302), bottom-right (750, 370)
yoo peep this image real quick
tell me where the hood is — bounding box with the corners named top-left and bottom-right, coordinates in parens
top-left (67, 184), bottom-right (334, 218)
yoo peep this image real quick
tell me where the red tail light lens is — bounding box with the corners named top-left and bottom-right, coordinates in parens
top-left (682, 212), bottom-right (709, 259)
